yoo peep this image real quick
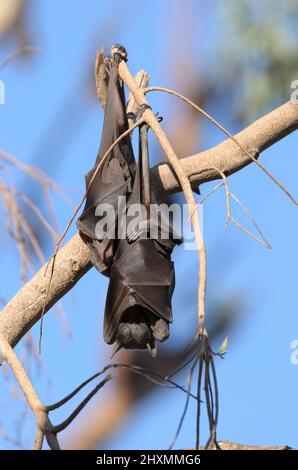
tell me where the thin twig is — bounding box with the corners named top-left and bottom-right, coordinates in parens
top-left (195, 167), bottom-right (272, 249)
top-left (230, 192), bottom-right (271, 247)
top-left (169, 356), bottom-right (199, 450)
top-left (52, 375), bottom-right (114, 433)
top-left (97, 363), bottom-right (199, 400)
top-left (197, 182), bottom-right (224, 206)
top-left (145, 86), bottom-right (297, 206)
top-left (195, 357), bottom-right (203, 450)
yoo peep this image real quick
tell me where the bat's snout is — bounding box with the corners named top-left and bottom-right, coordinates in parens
top-left (114, 305), bottom-right (169, 356)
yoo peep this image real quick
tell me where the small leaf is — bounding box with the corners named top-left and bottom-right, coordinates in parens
top-left (218, 336), bottom-right (228, 355)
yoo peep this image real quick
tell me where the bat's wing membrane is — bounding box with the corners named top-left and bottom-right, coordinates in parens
top-left (77, 54), bottom-right (135, 275)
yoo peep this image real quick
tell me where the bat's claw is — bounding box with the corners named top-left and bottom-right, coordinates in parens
top-left (155, 112), bottom-right (163, 123)
top-left (111, 343), bottom-right (122, 359)
top-left (126, 225), bottom-right (139, 243)
top-left (111, 44), bottom-right (128, 62)
top-left (146, 342), bottom-right (157, 358)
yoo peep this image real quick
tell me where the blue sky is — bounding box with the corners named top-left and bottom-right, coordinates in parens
top-left (0, 0), bottom-right (297, 450)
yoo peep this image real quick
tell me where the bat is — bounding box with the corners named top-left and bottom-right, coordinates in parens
top-left (77, 45), bottom-right (135, 275)
top-left (103, 123), bottom-right (182, 356)
top-left (77, 44), bottom-right (181, 356)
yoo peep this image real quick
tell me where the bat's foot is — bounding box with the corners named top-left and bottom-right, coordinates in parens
top-left (110, 343), bottom-right (122, 359)
top-left (138, 103), bottom-right (152, 117)
top-left (146, 343), bottom-right (157, 358)
top-left (111, 44), bottom-right (127, 62)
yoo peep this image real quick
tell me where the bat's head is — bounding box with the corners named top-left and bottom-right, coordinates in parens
top-left (111, 44), bottom-right (128, 62)
top-left (113, 307), bottom-right (169, 357)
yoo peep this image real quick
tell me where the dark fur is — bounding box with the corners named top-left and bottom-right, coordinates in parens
top-left (77, 45), bottom-right (181, 355)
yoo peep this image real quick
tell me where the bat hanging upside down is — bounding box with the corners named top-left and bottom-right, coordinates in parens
top-left (77, 44), bottom-right (182, 356)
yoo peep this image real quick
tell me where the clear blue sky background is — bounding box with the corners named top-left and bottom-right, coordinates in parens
top-left (0, 0), bottom-right (297, 450)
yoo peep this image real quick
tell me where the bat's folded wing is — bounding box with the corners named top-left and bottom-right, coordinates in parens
top-left (104, 238), bottom-right (175, 346)
top-left (77, 52), bottom-right (135, 275)
top-left (77, 172), bottom-right (128, 274)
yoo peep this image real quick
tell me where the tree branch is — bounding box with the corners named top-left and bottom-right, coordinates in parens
top-left (0, 100), bottom-right (297, 354)
top-left (150, 100), bottom-right (298, 200)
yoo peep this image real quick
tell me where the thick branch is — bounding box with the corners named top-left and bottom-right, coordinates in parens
top-left (0, 101), bottom-right (297, 353)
